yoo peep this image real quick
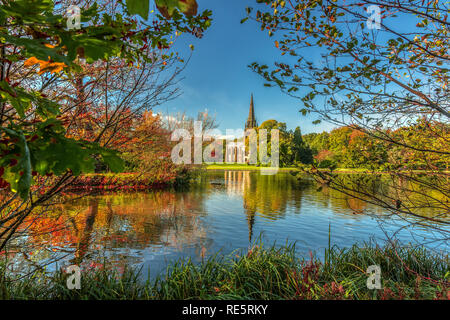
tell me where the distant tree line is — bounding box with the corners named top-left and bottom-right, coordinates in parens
top-left (303, 119), bottom-right (449, 171)
top-left (259, 119), bottom-right (449, 170)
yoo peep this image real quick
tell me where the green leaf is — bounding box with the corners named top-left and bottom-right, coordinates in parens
top-left (126, 0), bottom-right (149, 20)
top-left (17, 135), bottom-right (32, 199)
top-left (0, 128), bottom-right (32, 199)
top-left (2, 34), bottom-right (70, 64)
top-left (99, 149), bottom-right (125, 172)
top-left (0, 81), bottom-right (60, 118)
top-left (155, 0), bottom-right (198, 19)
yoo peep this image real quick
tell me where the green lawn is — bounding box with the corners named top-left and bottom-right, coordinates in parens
top-left (205, 164), bottom-right (449, 175)
top-left (205, 163), bottom-right (298, 171)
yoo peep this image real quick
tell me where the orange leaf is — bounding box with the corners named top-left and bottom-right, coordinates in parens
top-left (23, 57), bottom-right (40, 67)
top-left (23, 57), bottom-right (67, 74)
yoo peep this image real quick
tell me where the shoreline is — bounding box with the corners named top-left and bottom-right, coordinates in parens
top-left (30, 172), bottom-right (185, 197)
top-left (206, 165), bottom-right (450, 175)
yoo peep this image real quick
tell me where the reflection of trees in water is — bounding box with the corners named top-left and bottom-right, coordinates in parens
top-left (222, 171), bottom-right (305, 242)
top-left (109, 192), bottom-right (209, 251)
top-left (299, 178), bottom-right (374, 216)
top-left (72, 199), bottom-right (98, 265)
top-left (300, 174), bottom-right (449, 250)
top-left (220, 171), bottom-right (368, 242)
top-left (9, 172), bottom-right (447, 270)
top-left (22, 190), bottom-right (210, 266)
top-left (304, 173), bottom-right (448, 222)
top-left (220, 171), bottom-right (447, 245)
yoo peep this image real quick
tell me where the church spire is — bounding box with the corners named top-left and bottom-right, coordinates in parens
top-left (245, 94), bottom-right (257, 130)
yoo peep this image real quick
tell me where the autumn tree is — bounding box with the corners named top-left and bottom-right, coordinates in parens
top-left (121, 110), bottom-right (189, 183)
top-left (0, 0), bottom-right (211, 250)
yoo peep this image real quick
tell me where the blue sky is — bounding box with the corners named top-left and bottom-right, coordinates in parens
top-left (153, 0), bottom-right (335, 134)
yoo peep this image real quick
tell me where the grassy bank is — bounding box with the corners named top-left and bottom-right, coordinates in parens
top-left (34, 170), bottom-right (194, 195)
top-left (206, 164), bottom-right (450, 175)
top-left (206, 164), bottom-right (298, 171)
top-left (1, 243), bottom-right (448, 300)
top-left (66, 173), bottom-right (176, 192)
top-left (205, 163), bottom-right (376, 172)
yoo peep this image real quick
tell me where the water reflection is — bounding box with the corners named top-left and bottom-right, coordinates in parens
top-left (6, 171), bottom-right (449, 277)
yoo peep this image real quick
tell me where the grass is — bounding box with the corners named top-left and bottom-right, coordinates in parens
top-left (1, 243), bottom-right (448, 300)
top-left (204, 163), bottom-right (383, 173)
top-left (205, 163), bottom-right (450, 175)
top-left (206, 163), bottom-right (298, 171)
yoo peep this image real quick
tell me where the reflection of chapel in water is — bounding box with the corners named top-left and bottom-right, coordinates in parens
top-left (224, 171), bottom-right (256, 242)
top-left (223, 170), bottom-right (303, 243)
top-left (225, 94), bottom-right (258, 163)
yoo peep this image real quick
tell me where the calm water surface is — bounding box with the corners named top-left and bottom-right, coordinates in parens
top-left (9, 171), bottom-right (449, 278)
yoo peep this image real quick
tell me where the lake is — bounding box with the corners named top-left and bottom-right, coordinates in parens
top-left (6, 171), bottom-right (449, 278)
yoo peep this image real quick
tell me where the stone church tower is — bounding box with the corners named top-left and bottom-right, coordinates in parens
top-left (225, 94), bottom-right (258, 163)
top-left (245, 94), bottom-right (258, 130)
